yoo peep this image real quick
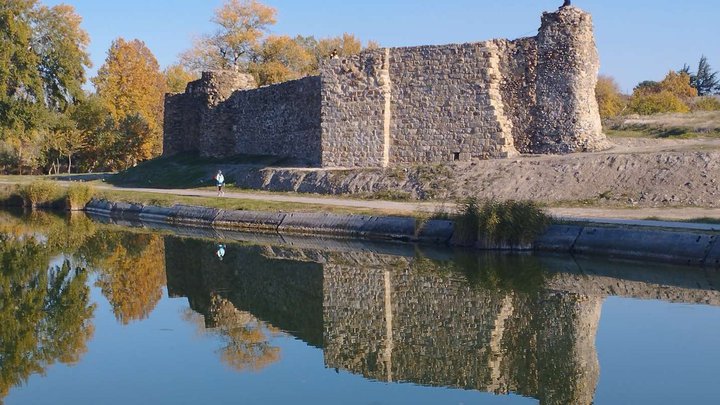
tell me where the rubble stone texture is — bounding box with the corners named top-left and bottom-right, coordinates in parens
top-left (163, 6), bottom-right (606, 167)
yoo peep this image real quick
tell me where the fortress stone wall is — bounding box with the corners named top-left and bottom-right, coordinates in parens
top-left (164, 6), bottom-right (607, 167)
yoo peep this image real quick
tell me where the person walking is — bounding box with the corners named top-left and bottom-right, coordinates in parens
top-left (215, 170), bottom-right (225, 196)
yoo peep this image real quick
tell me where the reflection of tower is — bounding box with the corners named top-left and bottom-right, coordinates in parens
top-left (382, 270), bottom-right (394, 382)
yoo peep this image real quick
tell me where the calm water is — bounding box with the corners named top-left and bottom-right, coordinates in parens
top-left (1, 211), bottom-right (720, 405)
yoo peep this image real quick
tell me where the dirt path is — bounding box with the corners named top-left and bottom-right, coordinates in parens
top-left (5, 179), bottom-right (715, 222)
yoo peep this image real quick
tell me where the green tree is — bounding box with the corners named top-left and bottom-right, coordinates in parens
top-left (0, 1), bottom-right (90, 174)
top-left (0, 235), bottom-right (95, 399)
top-left (31, 3), bottom-right (91, 111)
top-left (695, 56), bottom-right (719, 96)
top-left (68, 95), bottom-right (118, 172)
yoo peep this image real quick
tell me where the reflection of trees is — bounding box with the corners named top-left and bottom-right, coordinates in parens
top-left (0, 236), bottom-right (95, 399)
top-left (86, 232), bottom-right (166, 324)
top-left (208, 295), bottom-right (280, 372)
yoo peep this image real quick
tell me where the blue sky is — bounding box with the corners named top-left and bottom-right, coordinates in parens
top-left (43, 0), bottom-right (720, 93)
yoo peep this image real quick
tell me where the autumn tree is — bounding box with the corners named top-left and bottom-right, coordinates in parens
top-left (180, 0), bottom-right (277, 72)
top-left (93, 38), bottom-right (167, 160)
top-left (595, 75), bottom-right (626, 119)
top-left (249, 35), bottom-right (314, 85)
top-left (164, 64), bottom-right (197, 93)
top-left (628, 71), bottom-right (696, 115)
top-left (313, 33), bottom-right (362, 65)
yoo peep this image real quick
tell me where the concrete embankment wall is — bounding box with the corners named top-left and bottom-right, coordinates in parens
top-left (85, 199), bottom-right (720, 267)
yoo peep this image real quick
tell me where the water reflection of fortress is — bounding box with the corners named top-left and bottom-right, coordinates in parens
top-left (163, 235), bottom-right (720, 405)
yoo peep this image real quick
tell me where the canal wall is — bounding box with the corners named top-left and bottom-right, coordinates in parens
top-left (85, 198), bottom-right (720, 267)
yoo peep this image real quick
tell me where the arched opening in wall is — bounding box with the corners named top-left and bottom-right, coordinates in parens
top-left (453, 152), bottom-right (460, 161)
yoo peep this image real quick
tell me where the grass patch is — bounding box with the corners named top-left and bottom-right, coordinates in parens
top-left (110, 152), bottom-right (304, 189)
top-left (452, 198), bottom-right (551, 249)
top-left (644, 216), bottom-right (720, 225)
top-left (95, 189), bottom-right (417, 218)
top-left (605, 111), bottom-right (720, 139)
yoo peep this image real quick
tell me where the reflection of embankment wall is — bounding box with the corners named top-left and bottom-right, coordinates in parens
top-left (163, 7), bottom-right (606, 167)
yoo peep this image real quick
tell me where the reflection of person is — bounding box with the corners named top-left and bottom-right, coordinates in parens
top-left (215, 170), bottom-right (225, 196)
top-left (216, 244), bottom-right (226, 261)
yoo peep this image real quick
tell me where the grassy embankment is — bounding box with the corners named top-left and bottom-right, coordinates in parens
top-left (0, 178), bottom-right (418, 218)
top-left (604, 111), bottom-right (720, 139)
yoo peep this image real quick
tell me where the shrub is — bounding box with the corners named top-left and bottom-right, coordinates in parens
top-left (476, 200), bottom-right (551, 248)
top-left (628, 91), bottom-right (690, 115)
top-left (66, 183), bottom-right (95, 210)
top-left (692, 96), bottom-right (720, 112)
top-left (18, 181), bottom-right (62, 208)
top-left (452, 198), bottom-right (551, 249)
top-left (451, 197), bottom-right (482, 246)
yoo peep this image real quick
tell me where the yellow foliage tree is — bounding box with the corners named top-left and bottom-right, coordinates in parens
top-left (180, 0), bottom-right (276, 72)
top-left (595, 75), bottom-right (626, 118)
top-left (628, 91), bottom-right (690, 115)
top-left (164, 64), bottom-right (197, 93)
top-left (310, 33), bottom-right (363, 71)
top-left (659, 71), bottom-right (698, 100)
top-left (92, 38), bottom-right (167, 158)
top-left (249, 35), bottom-right (315, 85)
top-left (628, 71), bottom-right (696, 115)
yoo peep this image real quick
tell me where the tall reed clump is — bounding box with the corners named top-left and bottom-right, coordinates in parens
top-left (18, 181), bottom-right (62, 208)
top-left (66, 183), bottom-right (95, 211)
top-left (452, 198), bottom-right (551, 249)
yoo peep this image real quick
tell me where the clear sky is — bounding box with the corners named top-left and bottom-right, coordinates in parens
top-left (42, 0), bottom-right (720, 93)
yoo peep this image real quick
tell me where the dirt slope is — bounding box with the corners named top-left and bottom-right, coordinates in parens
top-left (228, 138), bottom-right (720, 208)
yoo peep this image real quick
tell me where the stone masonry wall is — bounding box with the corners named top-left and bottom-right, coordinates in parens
top-left (201, 76), bottom-right (322, 165)
top-left (320, 49), bottom-right (390, 167)
top-left (388, 41), bottom-right (518, 164)
top-left (163, 6), bottom-right (606, 167)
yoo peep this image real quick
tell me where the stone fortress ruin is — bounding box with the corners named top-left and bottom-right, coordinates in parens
top-left (163, 6), bottom-right (608, 168)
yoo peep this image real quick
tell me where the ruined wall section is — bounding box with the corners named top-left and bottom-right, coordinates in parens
top-left (164, 7), bottom-right (608, 166)
top-left (163, 71), bottom-right (255, 156)
top-left (533, 7), bottom-right (607, 153)
top-left (201, 76), bottom-right (322, 165)
top-left (389, 41), bottom-right (518, 164)
top-left (320, 49), bottom-right (390, 167)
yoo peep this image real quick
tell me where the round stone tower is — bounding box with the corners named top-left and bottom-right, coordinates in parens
top-left (532, 6), bottom-right (609, 153)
